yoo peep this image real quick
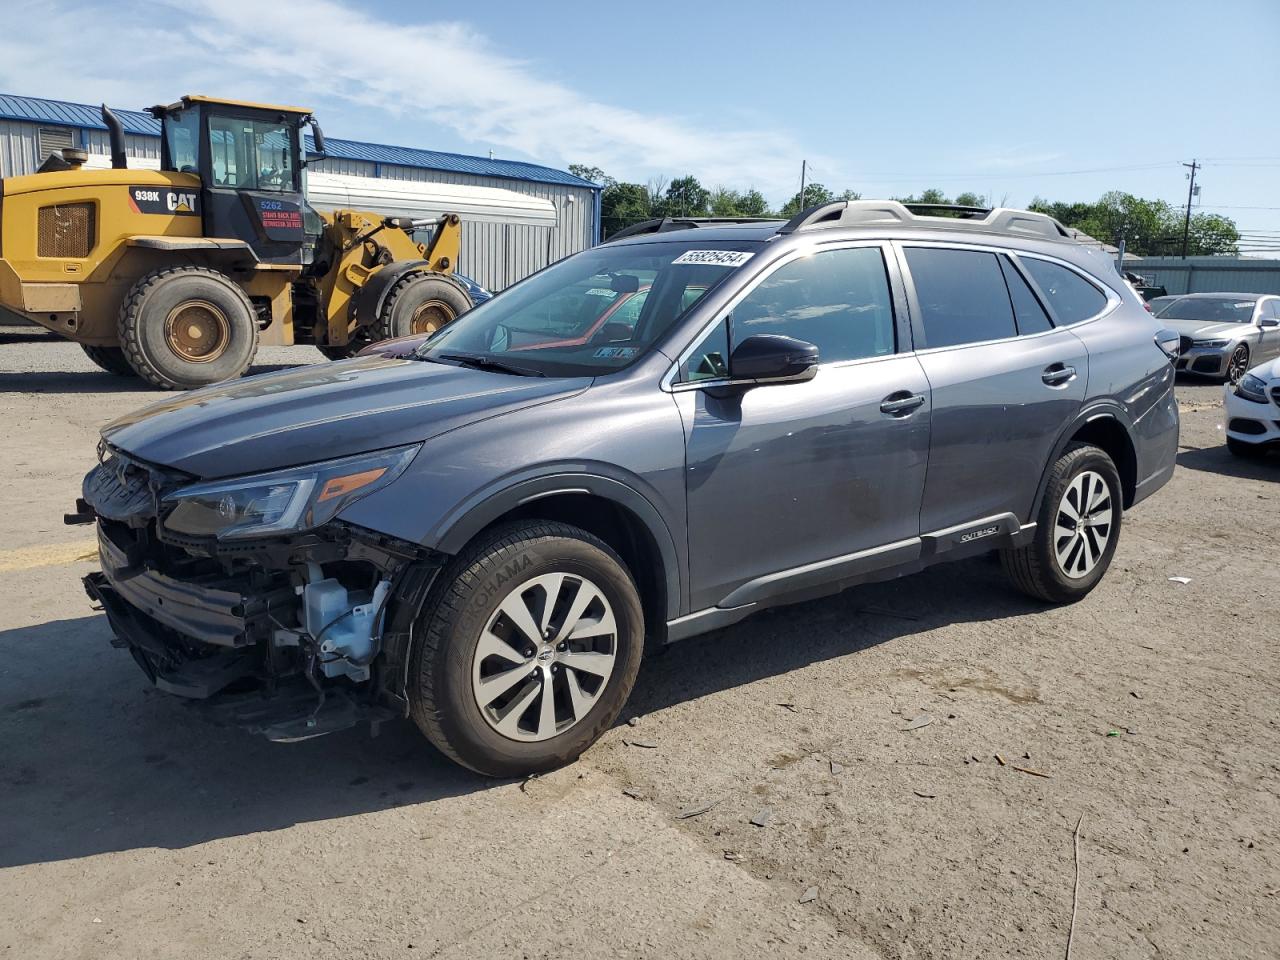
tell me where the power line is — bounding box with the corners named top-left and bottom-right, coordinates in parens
top-left (845, 160), bottom-right (1182, 183)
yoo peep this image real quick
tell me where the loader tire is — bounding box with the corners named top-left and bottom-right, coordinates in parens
top-left (118, 266), bottom-right (259, 390)
top-left (315, 342), bottom-right (366, 361)
top-left (372, 273), bottom-right (471, 344)
top-left (81, 344), bottom-right (137, 377)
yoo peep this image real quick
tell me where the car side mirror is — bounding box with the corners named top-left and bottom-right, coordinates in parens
top-left (1154, 328), bottom-right (1183, 361)
top-left (1260, 316), bottom-right (1279, 328)
top-left (729, 334), bottom-right (819, 384)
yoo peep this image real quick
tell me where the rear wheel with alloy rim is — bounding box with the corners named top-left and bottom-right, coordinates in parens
top-left (1226, 344), bottom-right (1250, 384)
top-left (1054, 469), bottom-right (1115, 579)
top-left (1002, 442), bottom-right (1123, 602)
top-left (409, 521), bottom-right (643, 777)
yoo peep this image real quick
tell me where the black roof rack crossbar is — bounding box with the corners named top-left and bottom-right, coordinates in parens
top-left (602, 216), bottom-right (781, 244)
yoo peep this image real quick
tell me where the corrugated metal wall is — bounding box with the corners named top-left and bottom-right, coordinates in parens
top-left (0, 119), bottom-right (159, 175)
top-left (0, 119), bottom-right (594, 292)
top-left (1133, 257), bottom-right (1280, 296)
top-left (309, 156), bottom-right (594, 290)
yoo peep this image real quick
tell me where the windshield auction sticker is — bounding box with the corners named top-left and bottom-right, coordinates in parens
top-left (671, 250), bottom-right (755, 267)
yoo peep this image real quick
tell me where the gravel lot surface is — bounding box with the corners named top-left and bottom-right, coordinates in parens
top-left (1, 329), bottom-right (1277, 959)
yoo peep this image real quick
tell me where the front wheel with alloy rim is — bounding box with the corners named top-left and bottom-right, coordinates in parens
top-left (1226, 344), bottom-right (1250, 384)
top-left (1002, 442), bottom-right (1122, 603)
top-left (409, 521), bottom-right (643, 777)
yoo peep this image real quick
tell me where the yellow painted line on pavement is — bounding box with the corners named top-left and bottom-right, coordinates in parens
top-left (0, 539), bottom-right (98, 573)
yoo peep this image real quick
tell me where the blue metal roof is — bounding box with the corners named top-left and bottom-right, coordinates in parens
top-left (307, 136), bottom-right (597, 189)
top-left (0, 92), bottom-right (596, 190)
top-left (0, 93), bottom-right (159, 136)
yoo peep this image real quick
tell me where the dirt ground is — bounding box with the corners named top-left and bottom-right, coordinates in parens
top-left (1, 329), bottom-right (1277, 960)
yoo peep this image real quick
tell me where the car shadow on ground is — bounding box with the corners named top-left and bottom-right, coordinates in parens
top-left (1177, 443), bottom-right (1279, 481)
top-left (0, 555), bottom-right (1040, 868)
top-left (0, 364), bottom-right (315, 394)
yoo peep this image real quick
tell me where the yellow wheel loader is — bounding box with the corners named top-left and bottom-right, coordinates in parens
top-left (0, 95), bottom-right (471, 389)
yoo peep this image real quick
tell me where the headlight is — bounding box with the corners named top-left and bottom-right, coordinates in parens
top-left (1191, 338), bottom-right (1229, 348)
top-left (161, 444), bottom-right (420, 540)
top-left (1235, 373), bottom-right (1269, 404)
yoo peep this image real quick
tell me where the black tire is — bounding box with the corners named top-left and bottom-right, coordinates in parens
top-left (1001, 443), bottom-right (1123, 603)
top-left (1227, 437), bottom-right (1264, 458)
top-left (80, 344), bottom-right (137, 377)
top-left (409, 520), bottom-right (644, 778)
top-left (118, 266), bottom-right (259, 390)
top-left (315, 342), bottom-right (366, 361)
top-left (1226, 344), bottom-right (1250, 384)
top-left (371, 273), bottom-right (471, 344)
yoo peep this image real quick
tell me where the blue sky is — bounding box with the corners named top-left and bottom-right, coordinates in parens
top-left (3, 0), bottom-right (1278, 245)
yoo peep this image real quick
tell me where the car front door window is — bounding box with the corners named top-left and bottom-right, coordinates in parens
top-left (728, 246), bottom-right (897, 364)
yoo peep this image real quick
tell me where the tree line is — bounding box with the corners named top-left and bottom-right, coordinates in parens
top-left (569, 165), bottom-right (1240, 255)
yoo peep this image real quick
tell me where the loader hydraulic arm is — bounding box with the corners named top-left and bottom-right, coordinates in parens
top-left (317, 210), bottom-right (463, 348)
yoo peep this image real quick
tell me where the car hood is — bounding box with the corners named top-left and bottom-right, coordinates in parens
top-left (1160, 318), bottom-right (1249, 340)
top-left (102, 356), bottom-right (589, 478)
top-left (358, 333), bottom-right (431, 359)
top-left (1246, 356), bottom-right (1280, 382)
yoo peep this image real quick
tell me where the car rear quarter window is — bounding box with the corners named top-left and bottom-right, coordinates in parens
top-left (998, 255), bottom-right (1053, 335)
top-left (903, 247), bottom-right (1017, 348)
top-left (1019, 257), bottom-right (1109, 325)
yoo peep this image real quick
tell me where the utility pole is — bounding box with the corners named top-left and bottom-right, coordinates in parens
top-left (1180, 160), bottom-right (1199, 259)
top-left (799, 159), bottom-right (807, 210)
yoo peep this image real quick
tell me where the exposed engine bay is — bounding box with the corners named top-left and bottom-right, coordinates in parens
top-left (72, 443), bottom-right (441, 741)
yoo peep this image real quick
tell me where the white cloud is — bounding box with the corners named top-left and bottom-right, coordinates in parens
top-left (0, 0), bottom-right (820, 198)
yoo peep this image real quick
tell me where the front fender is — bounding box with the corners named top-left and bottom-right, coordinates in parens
top-left (432, 468), bottom-right (685, 622)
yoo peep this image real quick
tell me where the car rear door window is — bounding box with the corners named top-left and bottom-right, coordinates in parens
top-left (999, 255), bottom-right (1053, 335)
top-left (1019, 257), bottom-right (1108, 325)
top-left (904, 247), bottom-right (1017, 348)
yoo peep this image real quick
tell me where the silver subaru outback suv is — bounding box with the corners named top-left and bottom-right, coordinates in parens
top-left (77, 200), bottom-right (1181, 776)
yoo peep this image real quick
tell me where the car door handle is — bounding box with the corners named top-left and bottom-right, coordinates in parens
top-left (880, 392), bottom-right (926, 415)
top-left (1042, 363), bottom-right (1077, 386)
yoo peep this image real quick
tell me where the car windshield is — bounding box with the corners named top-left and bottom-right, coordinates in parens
top-left (1158, 297), bottom-right (1256, 323)
top-left (417, 239), bottom-right (762, 376)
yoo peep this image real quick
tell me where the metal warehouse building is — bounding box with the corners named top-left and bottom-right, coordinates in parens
top-left (0, 93), bottom-right (601, 291)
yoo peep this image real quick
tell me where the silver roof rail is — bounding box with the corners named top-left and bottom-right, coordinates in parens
top-left (778, 199), bottom-right (1076, 242)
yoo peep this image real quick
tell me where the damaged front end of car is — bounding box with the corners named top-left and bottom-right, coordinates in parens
top-left (71, 441), bottom-right (442, 741)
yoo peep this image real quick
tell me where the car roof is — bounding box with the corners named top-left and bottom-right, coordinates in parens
top-left (602, 200), bottom-right (1085, 252)
top-left (605, 222), bottom-right (784, 245)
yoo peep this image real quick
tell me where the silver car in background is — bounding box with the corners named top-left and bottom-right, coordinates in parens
top-left (1153, 293), bottom-right (1280, 383)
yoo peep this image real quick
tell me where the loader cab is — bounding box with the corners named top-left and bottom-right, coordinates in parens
top-left (151, 95), bottom-right (322, 266)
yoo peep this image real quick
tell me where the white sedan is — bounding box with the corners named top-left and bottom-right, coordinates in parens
top-left (1224, 357), bottom-right (1280, 457)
